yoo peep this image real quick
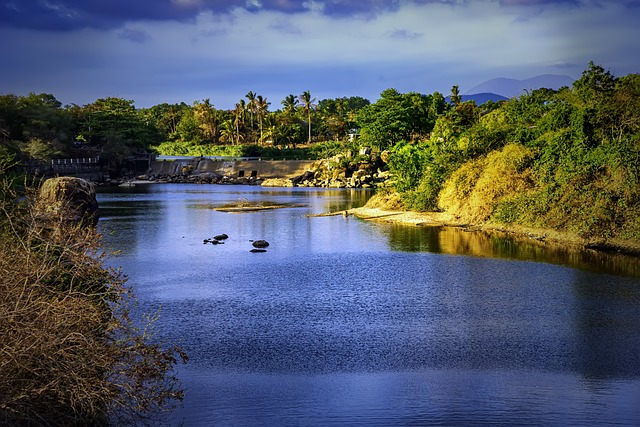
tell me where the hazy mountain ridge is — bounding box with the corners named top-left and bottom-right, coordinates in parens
top-left (458, 93), bottom-right (508, 104)
top-left (464, 74), bottom-right (575, 98)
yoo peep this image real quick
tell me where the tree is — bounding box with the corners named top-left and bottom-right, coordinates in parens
top-left (573, 61), bottom-right (617, 106)
top-left (219, 119), bottom-right (235, 145)
top-left (255, 95), bottom-right (270, 143)
top-left (281, 94), bottom-right (298, 115)
top-left (356, 89), bottom-right (438, 150)
top-left (233, 102), bottom-right (246, 145)
top-left (172, 107), bottom-right (203, 144)
top-left (299, 90), bottom-right (317, 143)
top-left (193, 99), bottom-right (218, 144)
top-left (246, 91), bottom-right (257, 131)
top-left (450, 85), bottom-right (462, 107)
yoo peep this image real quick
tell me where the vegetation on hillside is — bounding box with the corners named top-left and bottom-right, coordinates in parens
top-left (0, 157), bottom-right (186, 425)
top-left (385, 62), bottom-right (640, 242)
top-left (2, 61), bottom-right (639, 241)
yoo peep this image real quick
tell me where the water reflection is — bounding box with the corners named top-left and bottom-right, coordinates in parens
top-left (383, 224), bottom-right (640, 277)
top-left (572, 269), bottom-right (640, 378)
top-left (96, 185), bottom-right (640, 426)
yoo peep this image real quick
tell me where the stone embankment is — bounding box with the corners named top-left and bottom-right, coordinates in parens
top-left (262, 152), bottom-right (391, 188)
top-left (128, 153), bottom-right (392, 189)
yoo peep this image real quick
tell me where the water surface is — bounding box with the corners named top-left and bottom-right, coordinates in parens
top-left (98, 184), bottom-right (640, 426)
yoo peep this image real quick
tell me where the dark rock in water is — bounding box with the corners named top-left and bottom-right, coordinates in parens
top-left (214, 234), bottom-right (229, 241)
top-left (204, 238), bottom-right (224, 245)
top-left (250, 249), bottom-right (267, 253)
top-left (252, 240), bottom-right (270, 248)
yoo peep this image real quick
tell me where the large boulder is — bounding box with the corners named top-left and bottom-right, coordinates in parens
top-left (36, 177), bottom-right (99, 226)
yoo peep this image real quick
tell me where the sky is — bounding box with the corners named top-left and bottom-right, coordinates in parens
top-left (1, 0), bottom-right (639, 109)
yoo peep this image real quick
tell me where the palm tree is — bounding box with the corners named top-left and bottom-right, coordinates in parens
top-left (281, 94), bottom-right (298, 115)
top-left (245, 91), bottom-right (256, 131)
top-left (255, 95), bottom-right (270, 143)
top-left (234, 101), bottom-right (246, 145)
top-left (298, 90), bottom-right (317, 143)
top-left (220, 119), bottom-right (235, 145)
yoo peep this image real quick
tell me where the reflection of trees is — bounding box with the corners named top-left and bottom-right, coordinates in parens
top-left (386, 224), bottom-right (442, 253)
top-left (321, 189), bottom-right (373, 212)
top-left (385, 226), bottom-right (640, 277)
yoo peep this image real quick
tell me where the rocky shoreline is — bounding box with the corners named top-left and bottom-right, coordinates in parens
top-left (102, 152), bottom-right (393, 189)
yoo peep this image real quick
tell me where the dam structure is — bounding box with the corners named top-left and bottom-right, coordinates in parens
top-left (148, 156), bottom-right (320, 180)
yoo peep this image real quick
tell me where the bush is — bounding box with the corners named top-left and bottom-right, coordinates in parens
top-left (438, 143), bottom-right (535, 222)
top-left (0, 176), bottom-right (186, 425)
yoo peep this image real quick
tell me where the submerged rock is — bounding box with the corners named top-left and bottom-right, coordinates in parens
top-left (250, 249), bottom-right (267, 253)
top-left (214, 234), bottom-right (229, 241)
top-left (203, 238), bottom-right (224, 245)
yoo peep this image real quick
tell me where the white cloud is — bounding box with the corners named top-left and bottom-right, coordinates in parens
top-left (1, 0), bottom-right (638, 107)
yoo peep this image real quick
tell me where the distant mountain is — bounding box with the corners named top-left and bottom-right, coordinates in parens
top-left (463, 93), bottom-right (508, 104)
top-left (464, 74), bottom-right (575, 98)
top-left (444, 93), bottom-right (508, 105)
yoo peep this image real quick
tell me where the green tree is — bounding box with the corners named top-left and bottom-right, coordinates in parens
top-left (450, 85), bottom-right (462, 107)
top-left (356, 89), bottom-right (437, 150)
top-left (246, 91), bottom-right (257, 131)
top-left (281, 94), bottom-right (299, 115)
top-left (255, 95), bottom-right (270, 143)
top-left (193, 99), bottom-right (218, 144)
top-left (299, 90), bottom-right (317, 143)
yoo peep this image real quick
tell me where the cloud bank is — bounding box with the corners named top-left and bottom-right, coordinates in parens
top-left (1, 0), bottom-right (638, 108)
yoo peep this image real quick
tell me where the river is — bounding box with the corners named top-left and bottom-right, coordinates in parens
top-left (97, 184), bottom-right (640, 426)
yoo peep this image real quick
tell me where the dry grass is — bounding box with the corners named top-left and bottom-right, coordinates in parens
top-left (0, 179), bottom-right (186, 426)
top-left (439, 143), bottom-right (535, 222)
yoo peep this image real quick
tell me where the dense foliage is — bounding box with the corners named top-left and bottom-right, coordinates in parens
top-left (0, 91), bottom-right (373, 175)
top-left (0, 158), bottom-right (186, 424)
top-left (387, 62), bottom-right (640, 242)
top-left (2, 61), bottom-right (639, 241)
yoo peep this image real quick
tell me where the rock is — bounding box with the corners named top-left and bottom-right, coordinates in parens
top-left (291, 170), bottom-right (315, 186)
top-left (261, 178), bottom-right (294, 187)
top-left (380, 150), bottom-right (391, 164)
top-left (36, 177), bottom-right (99, 226)
top-left (204, 238), bottom-right (224, 244)
top-left (250, 249), bottom-right (267, 253)
top-left (214, 234), bottom-right (229, 241)
top-left (252, 240), bottom-right (270, 248)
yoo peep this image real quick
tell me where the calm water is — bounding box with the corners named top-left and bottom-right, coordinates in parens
top-left (97, 184), bottom-right (640, 426)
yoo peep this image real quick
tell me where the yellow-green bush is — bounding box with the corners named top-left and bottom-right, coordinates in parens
top-left (439, 143), bottom-right (535, 222)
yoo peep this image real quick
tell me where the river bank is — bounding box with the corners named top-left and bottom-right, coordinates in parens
top-left (348, 205), bottom-right (640, 257)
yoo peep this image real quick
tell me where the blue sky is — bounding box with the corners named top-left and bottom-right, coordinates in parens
top-left (1, 0), bottom-right (639, 109)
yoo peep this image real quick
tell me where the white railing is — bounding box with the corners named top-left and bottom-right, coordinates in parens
top-left (51, 157), bottom-right (100, 165)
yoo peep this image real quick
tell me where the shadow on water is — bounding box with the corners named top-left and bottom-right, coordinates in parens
top-left (382, 224), bottom-right (640, 277)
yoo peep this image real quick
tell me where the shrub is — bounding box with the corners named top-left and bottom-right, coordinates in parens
top-left (438, 143), bottom-right (535, 222)
top-left (0, 176), bottom-right (186, 425)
